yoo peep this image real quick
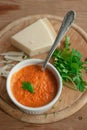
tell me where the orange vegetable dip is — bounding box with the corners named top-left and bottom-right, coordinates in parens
top-left (11, 65), bottom-right (58, 107)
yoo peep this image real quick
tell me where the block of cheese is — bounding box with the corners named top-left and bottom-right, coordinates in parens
top-left (11, 18), bottom-right (56, 56)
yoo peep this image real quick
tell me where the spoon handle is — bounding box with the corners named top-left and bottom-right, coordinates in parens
top-left (42, 10), bottom-right (76, 70)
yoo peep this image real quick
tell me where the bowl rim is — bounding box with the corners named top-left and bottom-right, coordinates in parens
top-left (6, 58), bottom-right (62, 111)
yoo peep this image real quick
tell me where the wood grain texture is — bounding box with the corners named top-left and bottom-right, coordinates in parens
top-left (0, 0), bottom-right (87, 130)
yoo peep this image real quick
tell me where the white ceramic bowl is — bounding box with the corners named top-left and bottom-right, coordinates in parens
top-left (6, 59), bottom-right (62, 114)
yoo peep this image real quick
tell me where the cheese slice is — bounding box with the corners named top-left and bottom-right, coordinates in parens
top-left (11, 18), bottom-right (56, 56)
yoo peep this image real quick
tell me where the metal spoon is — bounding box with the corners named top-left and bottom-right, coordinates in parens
top-left (42, 10), bottom-right (76, 70)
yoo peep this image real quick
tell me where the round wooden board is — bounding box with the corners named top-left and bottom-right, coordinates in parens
top-left (0, 15), bottom-right (87, 124)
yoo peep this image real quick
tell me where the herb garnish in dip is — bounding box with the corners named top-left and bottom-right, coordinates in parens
top-left (11, 65), bottom-right (58, 107)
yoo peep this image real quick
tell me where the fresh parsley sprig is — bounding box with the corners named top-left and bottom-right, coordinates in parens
top-left (22, 81), bottom-right (34, 93)
top-left (52, 36), bottom-right (87, 92)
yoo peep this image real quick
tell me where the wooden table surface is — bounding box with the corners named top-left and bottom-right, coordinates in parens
top-left (0, 0), bottom-right (87, 130)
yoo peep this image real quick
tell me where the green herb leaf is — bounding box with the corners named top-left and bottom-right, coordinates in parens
top-left (22, 81), bottom-right (34, 93)
top-left (52, 36), bottom-right (87, 92)
top-left (45, 113), bottom-right (48, 118)
top-left (65, 36), bottom-right (70, 49)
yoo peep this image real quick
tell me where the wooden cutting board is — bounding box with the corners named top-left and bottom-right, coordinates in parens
top-left (0, 15), bottom-right (87, 124)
